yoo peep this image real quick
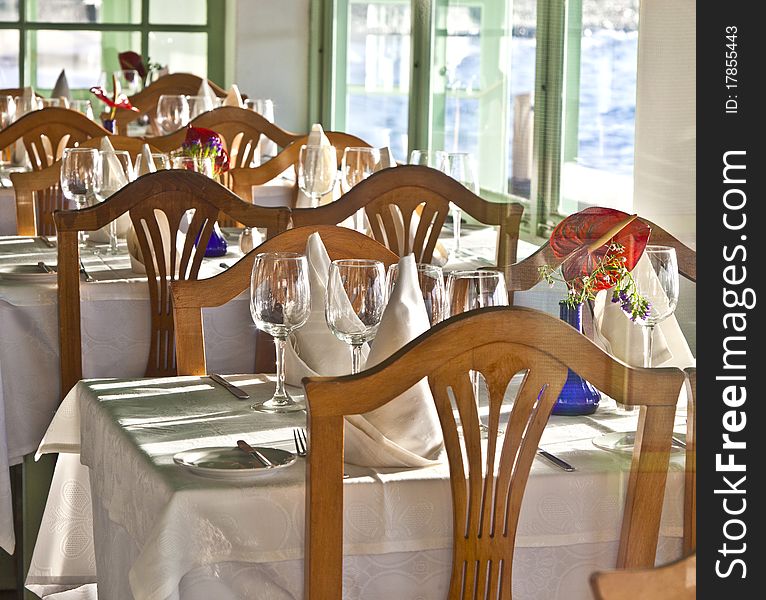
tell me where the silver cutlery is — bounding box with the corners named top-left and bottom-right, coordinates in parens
top-left (293, 428), bottom-right (307, 457)
top-left (40, 236), bottom-right (56, 248)
top-left (37, 261), bottom-right (56, 274)
top-left (209, 373), bottom-right (250, 399)
top-left (79, 259), bottom-right (94, 282)
top-left (537, 447), bottom-right (576, 472)
top-left (672, 436), bottom-right (687, 449)
top-left (219, 262), bottom-right (230, 270)
top-left (236, 439), bottom-right (273, 467)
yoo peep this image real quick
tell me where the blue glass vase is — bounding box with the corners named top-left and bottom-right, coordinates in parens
top-left (552, 302), bottom-right (600, 416)
top-left (203, 223), bottom-right (228, 257)
top-left (102, 118), bottom-right (115, 133)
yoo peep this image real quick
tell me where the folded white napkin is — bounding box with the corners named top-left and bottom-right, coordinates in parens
top-left (592, 253), bottom-right (695, 368)
top-left (223, 84), bottom-right (243, 108)
top-left (295, 124), bottom-right (339, 208)
top-left (88, 137), bottom-right (132, 242)
top-left (51, 69), bottom-right (71, 102)
top-left (136, 143), bottom-right (157, 177)
top-left (196, 80), bottom-right (218, 105)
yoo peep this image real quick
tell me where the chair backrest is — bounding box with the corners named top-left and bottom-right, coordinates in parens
top-left (10, 137), bottom-right (161, 236)
top-left (302, 306), bottom-right (685, 599)
top-left (53, 170), bottom-right (291, 395)
top-left (228, 131), bottom-right (372, 203)
top-left (145, 106), bottom-right (302, 163)
top-left (0, 107), bottom-right (108, 170)
top-left (171, 224), bottom-right (399, 376)
top-left (683, 367), bottom-right (696, 555)
top-left (501, 216), bottom-right (696, 294)
top-left (292, 165), bottom-right (524, 266)
top-left (109, 73), bottom-right (227, 134)
top-left (590, 553), bottom-right (696, 600)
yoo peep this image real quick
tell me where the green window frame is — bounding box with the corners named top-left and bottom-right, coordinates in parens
top-left (0, 0), bottom-right (227, 93)
top-left (311, 0), bottom-right (636, 244)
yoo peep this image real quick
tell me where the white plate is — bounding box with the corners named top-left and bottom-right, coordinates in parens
top-left (173, 446), bottom-right (296, 480)
top-left (0, 264), bottom-right (57, 282)
top-left (592, 431), bottom-right (686, 454)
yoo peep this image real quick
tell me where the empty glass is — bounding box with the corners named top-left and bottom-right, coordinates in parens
top-left (408, 149), bottom-right (447, 168)
top-left (60, 148), bottom-right (102, 248)
top-left (439, 152), bottom-right (479, 254)
top-left (250, 252), bottom-right (312, 412)
top-left (386, 263), bottom-right (446, 326)
top-left (156, 94), bottom-right (190, 134)
top-left (135, 152), bottom-right (170, 174)
top-left (98, 150), bottom-right (134, 254)
top-left (326, 259), bottom-right (387, 374)
top-left (187, 95), bottom-right (221, 120)
top-left (446, 270), bottom-right (508, 437)
top-left (69, 99), bottom-right (95, 120)
top-left (14, 94), bottom-right (43, 116)
top-left (298, 144), bottom-right (337, 208)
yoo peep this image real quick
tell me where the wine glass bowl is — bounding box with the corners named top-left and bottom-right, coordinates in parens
top-left (439, 152), bottom-right (479, 254)
top-left (250, 252), bottom-right (311, 412)
top-left (386, 262), bottom-right (446, 326)
top-left (326, 259), bottom-right (387, 374)
top-left (298, 144), bottom-right (337, 208)
top-left (60, 148), bottom-right (102, 248)
top-left (155, 94), bottom-right (190, 134)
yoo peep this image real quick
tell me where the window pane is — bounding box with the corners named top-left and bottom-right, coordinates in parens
top-left (0, 30), bottom-right (20, 87)
top-left (559, 0), bottom-right (639, 213)
top-left (1, 0), bottom-right (19, 21)
top-left (149, 32), bottom-right (207, 77)
top-left (150, 0), bottom-right (206, 25)
top-left (342, 1), bottom-right (411, 160)
top-left (27, 0), bottom-right (141, 24)
top-left (27, 30), bottom-right (141, 90)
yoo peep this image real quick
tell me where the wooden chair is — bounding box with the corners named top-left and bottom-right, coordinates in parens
top-left (683, 367), bottom-right (696, 555)
top-left (590, 553), bottom-right (696, 600)
top-left (108, 72), bottom-right (227, 135)
top-left (0, 106), bottom-right (108, 170)
top-left (292, 165), bottom-right (524, 267)
top-left (171, 225), bottom-right (399, 376)
top-left (228, 131), bottom-right (371, 204)
top-left (0, 88), bottom-right (43, 99)
top-left (10, 136), bottom-right (161, 236)
top-left (145, 106), bottom-right (302, 164)
top-left (302, 306), bottom-right (685, 598)
top-left (53, 170), bottom-right (291, 395)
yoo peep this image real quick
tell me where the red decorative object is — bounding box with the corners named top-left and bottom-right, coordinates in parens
top-left (181, 126), bottom-right (230, 176)
top-left (118, 51), bottom-right (147, 79)
top-left (550, 207), bottom-right (650, 292)
top-left (89, 86), bottom-right (140, 113)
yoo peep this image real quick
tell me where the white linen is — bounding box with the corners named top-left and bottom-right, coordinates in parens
top-left (51, 70), bottom-right (71, 102)
top-left (195, 80), bottom-right (218, 109)
top-left (223, 84), bottom-right (244, 108)
top-left (28, 376), bottom-right (686, 600)
top-left (344, 254), bottom-right (443, 467)
top-left (592, 253), bottom-right (695, 368)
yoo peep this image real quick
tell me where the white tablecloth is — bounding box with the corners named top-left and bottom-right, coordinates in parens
top-left (0, 235), bottom-right (257, 553)
top-left (27, 375), bottom-right (686, 600)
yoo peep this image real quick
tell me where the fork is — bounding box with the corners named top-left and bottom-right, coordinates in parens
top-left (79, 259), bottom-right (95, 282)
top-left (293, 428), bottom-right (307, 457)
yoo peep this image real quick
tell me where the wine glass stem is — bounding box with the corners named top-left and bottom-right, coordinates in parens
top-left (109, 221), bottom-right (118, 254)
top-left (273, 336), bottom-right (288, 401)
top-left (75, 195), bottom-right (87, 246)
top-left (453, 206), bottom-right (462, 253)
top-left (351, 344), bottom-right (363, 375)
top-left (642, 324), bottom-right (655, 368)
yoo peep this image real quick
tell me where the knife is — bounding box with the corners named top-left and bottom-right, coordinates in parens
top-left (236, 439), bottom-right (273, 467)
top-left (209, 373), bottom-right (250, 399)
top-left (37, 261), bottom-right (56, 274)
top-left (40, 236), bottom-right (56, 248)
top-left (537, 448), bottom-right (576, 472)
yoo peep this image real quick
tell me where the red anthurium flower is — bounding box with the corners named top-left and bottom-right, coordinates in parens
top-left (89, 86), bottom-right (140, 112)
top-left (183, 126), bottom-right (222, 148)
top-left (550, 207), bottom-right (651, 292)
top-left (118, 51), bottom-right (147, 79)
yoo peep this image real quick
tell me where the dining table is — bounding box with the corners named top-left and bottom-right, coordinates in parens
top-left (26, 373), bottom-right (686, 600)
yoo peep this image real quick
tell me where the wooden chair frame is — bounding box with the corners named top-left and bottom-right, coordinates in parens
top-left (292, 165), bottom-right (524, 267)
top-left (54, 170), bottom-right (290, 395)
top-left (302, 306), bottom-right (685, 598)
top-left (0, 107), bottom-right (108, 170)
top-left (590, 552), bottom-right (696, 600)
top-left (107, 72), bottom-right (227, 135)
top-left (10, 136), bottom-right (160, 236)
top-left (171, 225), bottom-right (399, 376)
top-left (228, 132), bottom-right (371, 203)
top-left (683, 367), bottom-right (696, 555)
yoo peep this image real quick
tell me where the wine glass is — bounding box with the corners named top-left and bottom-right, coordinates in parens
top-left (245, 99), bottom-right (277, 161)
top-left (386, 263), bottom-right (446, 326)
top-left (341, 147), bottom-right (380, 231)
top-left (155, 94), bottom-right (190, 134)
top-left (326, 259), bottom-right (387, 374)
top-left (408, 149), bottom-right (446, 168)
top-left (250, 252), bottom-right (312, 412)
top-left (439, 152), bottom-right (479, 254)
top-left (60, 148), bottom-right (102, 248)
top-left (187, 95), bottom-right (221, 120)
top-left (632, 246), bottom-right (680, 368)
top-left (298, 144), bottom-right (337, 208)
top-left (98, 150), bottom-right (134, 254)
top-left (69, 99), bottom-right (95, 120)
top-left (135, 152), bottom-right (170, 173)
top-left (446, 270), bottom-right (508, 437)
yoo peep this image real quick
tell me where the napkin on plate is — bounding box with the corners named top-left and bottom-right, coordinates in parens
top-left (592, 253), bottom-right (695, 368)
top-left (87, 137), bottom-right (132, 242)
top-left (223, 84), bottom-right (244, 108)
top-left (51, 69), bottom-right (71, 103)
top-left (295, 123), bottom-right (340, 208)
top-left (344, 253), bottom-right (444, 467)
